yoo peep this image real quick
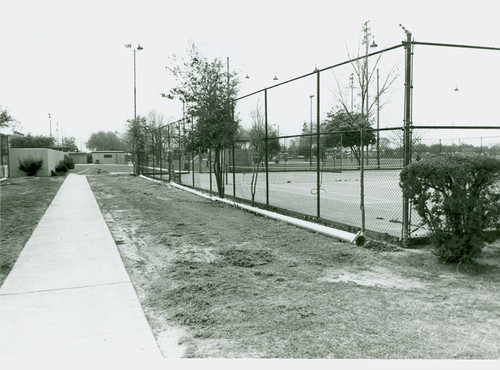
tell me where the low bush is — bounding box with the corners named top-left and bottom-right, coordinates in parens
top-left (400, 155), bottom-right (500, 263)
top-left (52, 155), bottom-right (75, 176)
top-left (54, 161), bottom-right (68, 173)
top-left (18, 157), bottom-right (44, 176)
top-left (62, 155), bottom-right (75, 170)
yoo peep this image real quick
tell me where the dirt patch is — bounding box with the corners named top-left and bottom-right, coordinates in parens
top-left (320, 267), bottom-right (425, 290)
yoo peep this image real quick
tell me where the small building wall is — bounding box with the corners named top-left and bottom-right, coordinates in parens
top-left (9, 148), bottom-right (65, 177)
top-left (92, 151), bottom-right (126, 165)
top-left (68, 152), bottom-right (88, 164)
top-left (0, 134), bottom-right (9, 178)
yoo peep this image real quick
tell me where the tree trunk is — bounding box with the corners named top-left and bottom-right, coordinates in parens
top-left (213, 147), bottom-right (225, 198)
top-left (351, 145), bottom-right (361, 166)
top-left (250, 162), bottom-right (260, 206)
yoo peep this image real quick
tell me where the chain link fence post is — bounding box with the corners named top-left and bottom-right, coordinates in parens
top-left (264, 88), bottom-right (269, 206)
top-left (360, 127), bottom-right (365, 234)
top-left (402, 29), bottom-right (413, 246)
top-left (316, 70), bottom-right (321, 218)
top-left (232, 142), bottom-right (236, 198)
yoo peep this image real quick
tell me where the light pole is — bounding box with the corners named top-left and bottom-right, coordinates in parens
top-left (125, 43), bottom-right (143, 175)
top-left (48, 113), bottom-right (52, 141)
top-left (361, 21), bottom-right (377, 165)
top-left (309, 94), bottom-right (314, 169)
top-left (125, 43), bottom-right (143, 120)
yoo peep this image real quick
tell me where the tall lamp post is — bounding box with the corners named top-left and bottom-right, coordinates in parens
top-left (125, 43), bottom-right (144, 120)
top-left (361, 21), bottom-right (377, 166)
top-left (125, 43), bottom-right (143, 175)
top-left (48, 113), bottom-right (52, 140)
top-left (309, 94), bottom-right (315, 169)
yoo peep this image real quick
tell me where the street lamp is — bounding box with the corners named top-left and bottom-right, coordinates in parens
top-left (125, 43), bottom-right (143, 120)
top-left (48, 113), bottom-right (52, 139)
top-left (309, 94), bottom-right (315, 169)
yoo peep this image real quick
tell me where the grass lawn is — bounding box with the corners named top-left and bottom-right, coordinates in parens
top-left (0, 176), bottom-right (64, 286)
top-left (87, 174), bottom-right (500, 359)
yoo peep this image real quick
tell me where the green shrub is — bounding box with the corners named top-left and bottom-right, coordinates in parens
top-left (52, 155), bottom-right (74, 175)
top-left (400, 155), bottom-right (500, 263)
top-left (54, 160), bottom-right (68, 173)
top-left (62, 155), bottom-right (75, 170)
top-left (18, 157), bottom-right (44, 176)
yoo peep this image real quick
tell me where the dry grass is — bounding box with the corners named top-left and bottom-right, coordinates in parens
top-left (0, 176), bottom-right (64, 286)
top-left (88, 175), bottom-right (500, 359)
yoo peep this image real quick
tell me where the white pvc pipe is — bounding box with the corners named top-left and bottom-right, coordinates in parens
top-left (166, 180), bottom-right (364, 245)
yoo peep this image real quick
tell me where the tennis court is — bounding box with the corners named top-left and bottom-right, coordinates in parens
top-left (189, 167), bottom-right (422, 238)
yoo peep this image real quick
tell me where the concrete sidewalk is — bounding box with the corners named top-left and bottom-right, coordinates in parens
top-left (0, 174), bottom-right (161, 357)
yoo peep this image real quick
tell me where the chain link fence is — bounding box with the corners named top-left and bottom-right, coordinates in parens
top-left (135, 37), bottom-right (500, 244)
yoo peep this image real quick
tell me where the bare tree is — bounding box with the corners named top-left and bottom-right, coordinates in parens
top-left (332, 22), bottom-right (399, 121)
top-left (248, 103), bottom-right (279, 205)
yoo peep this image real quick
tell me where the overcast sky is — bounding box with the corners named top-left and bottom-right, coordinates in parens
top-left (1, 0), bottom-right (499, 150)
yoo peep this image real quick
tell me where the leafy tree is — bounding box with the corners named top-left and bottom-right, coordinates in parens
top-left (61, 136), bottom-right (78, 151)
top-left (86, 131), bottom-right (126, 151)
top-left (297, 122), bottom-right (312, 160)
top-left (322, 109), bottom-right (375, 165)
top-left (124, 116), bottom-right (147, 175)
top-left (166, 44), bottom-right (239, 198)
top-left (0, 107), bottom-right (22, 132)
top-left (10, 134), bottom-right (55, 148)
top-left (0, 107), bottom-right (14, 128)
top-left (287, 139), bottom-right (298, 158)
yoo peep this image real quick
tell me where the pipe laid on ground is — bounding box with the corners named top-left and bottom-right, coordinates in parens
top-left (166, 180), bottom-right (364, 246)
